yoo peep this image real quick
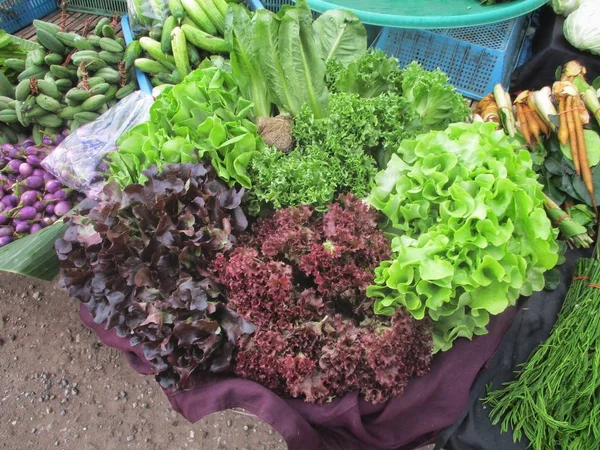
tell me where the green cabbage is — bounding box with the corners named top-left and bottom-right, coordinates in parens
top-left (551, 0), bottom-right (581, 16)
top-left (564, 0), bottom-right (600, 55)
top-left (366, 122), bottom-right (559, 352)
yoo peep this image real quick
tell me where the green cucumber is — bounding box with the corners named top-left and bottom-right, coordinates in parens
top-left (66, 88), bottom-right (91, 102)
top-left (36, 94), bottom-right (62, 112)
top-left (81, 94), bottom-right (107, 111)
top-left (37, 113), bottom-right (63, 127)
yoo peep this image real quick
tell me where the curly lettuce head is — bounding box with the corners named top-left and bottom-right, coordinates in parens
top-left (367, 122), bottom-right (559, 352)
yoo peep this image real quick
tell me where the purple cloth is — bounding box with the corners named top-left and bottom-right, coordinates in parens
top-left (80, 304), bottom-right (517, 450)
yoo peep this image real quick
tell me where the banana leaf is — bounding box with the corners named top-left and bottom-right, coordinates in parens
top-left (0, 221), bottom-right (67, 281)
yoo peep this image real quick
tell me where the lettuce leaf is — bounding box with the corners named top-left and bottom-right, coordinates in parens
top-left (400, 61), bottom-right (471, 132)
top-left (313, 9), bottom-right (367, 65)
top-left (277, 0), bottom-right (329, 118)
top-left (108, 66), bottom-right (262, 188)
top-left (225, 4), bottom-right (271, 118)
top-left (328, 49), bottom-right (403, 98)
top-left (367, 122), bottom-right (559, 352)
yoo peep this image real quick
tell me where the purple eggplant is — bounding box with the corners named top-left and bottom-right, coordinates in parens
top-left (30, 223), bottom-right (42, 234)
top-left (0, 213), bottom-right (6, 225)
top-left (14, 221), bottom-right (30, 233)
top-left (1, 143), bottom-right (14, 154)
top-left (0, 226), bottom-right (14, 237)
top-left (33, 201), bottom-right (44, 213)
top-left (2, 194), bottom-right (17, 207)
top-left (0, 236), bottom-right (13, 247)
top-left (25, 176), bottom-right (43, 190)
top-left (19, 163), bottom-right (33, 177)
top-left (6, 159), bottom-right (21, 173)
top-left (45, 179), bottom-right (62, 194)
top-left (20, 190), bottom-right (39, 206)
top-left (45, 204), bottom-right (55, 215)
top-left (15, 206), bottom-right (37, 220)
top-left (53, 190), bottom-right (67, 201)
top-left (32, 168), bottom-right (45, 177)
top-left (54, 201), bottom-right (70, 217)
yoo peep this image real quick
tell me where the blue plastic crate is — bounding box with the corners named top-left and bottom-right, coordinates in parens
top-left (374, 15), bottom-right (529, 100)
top-left (0, 0), bottom-right (57, 34)
top-left (123, 0), bottom-right (265, 95)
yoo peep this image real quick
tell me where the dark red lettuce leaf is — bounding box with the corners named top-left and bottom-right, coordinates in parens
top-left (215, 194), bottom-right (433, 404)
top-left (56, 163), bottom-right (254, 389)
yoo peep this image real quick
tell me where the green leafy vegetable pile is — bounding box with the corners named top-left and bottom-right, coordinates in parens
top-left (249, 51), bottom-right (470, 212)
top-left (226, 0), bottom-right (367, 120)
top-left (108, 64), bottom-right (263, 188)
top-left (540, 133), bottom-right (600, 208)
top-left (366, 122), bottom-right (560, 352)
top-left (247, 144), bottom-right (376, 213)
top-left (57, 163), bottom-right (254, 389)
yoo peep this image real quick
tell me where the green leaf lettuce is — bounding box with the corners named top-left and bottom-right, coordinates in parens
top-left (367, 122), bottom-right (559, 352)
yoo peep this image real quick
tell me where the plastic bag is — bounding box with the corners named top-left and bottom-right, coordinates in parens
top-left (42, 91), bottom-right (154, 199)
top-left (127, 0), bottom-right (169, 36)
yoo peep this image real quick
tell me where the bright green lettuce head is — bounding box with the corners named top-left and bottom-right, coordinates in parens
top-left (108, 66), bottom-right (262, 188)
top-left (367, 122), bottom-right (559, 352)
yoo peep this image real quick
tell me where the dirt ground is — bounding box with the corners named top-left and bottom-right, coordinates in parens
top-left (0, 272), bottom-right (439, 450)
top-left (0, 272), bottom-right (287, 450)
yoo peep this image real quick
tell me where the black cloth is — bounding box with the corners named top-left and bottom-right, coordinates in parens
top-left (435, 248), bottom-right (591, 450)
top-left (511, 6), bottom-right (600, 92)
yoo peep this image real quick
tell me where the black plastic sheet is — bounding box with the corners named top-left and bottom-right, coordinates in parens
top-left (511, 6), bottom-right (600, 92)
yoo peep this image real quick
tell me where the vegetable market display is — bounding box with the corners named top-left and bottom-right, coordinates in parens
top-left (46, 0), bottom-right (561, 407)
top-left (3, 0), bottom-right (598, 423)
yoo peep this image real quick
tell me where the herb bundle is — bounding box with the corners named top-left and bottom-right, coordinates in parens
top-left (485, 256), bottom-right (600, 450)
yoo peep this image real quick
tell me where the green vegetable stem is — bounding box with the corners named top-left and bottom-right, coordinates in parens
top-left (544, 194), bottom-right (593, 248)
top-left (485, 239), bottom-right (600, 450)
